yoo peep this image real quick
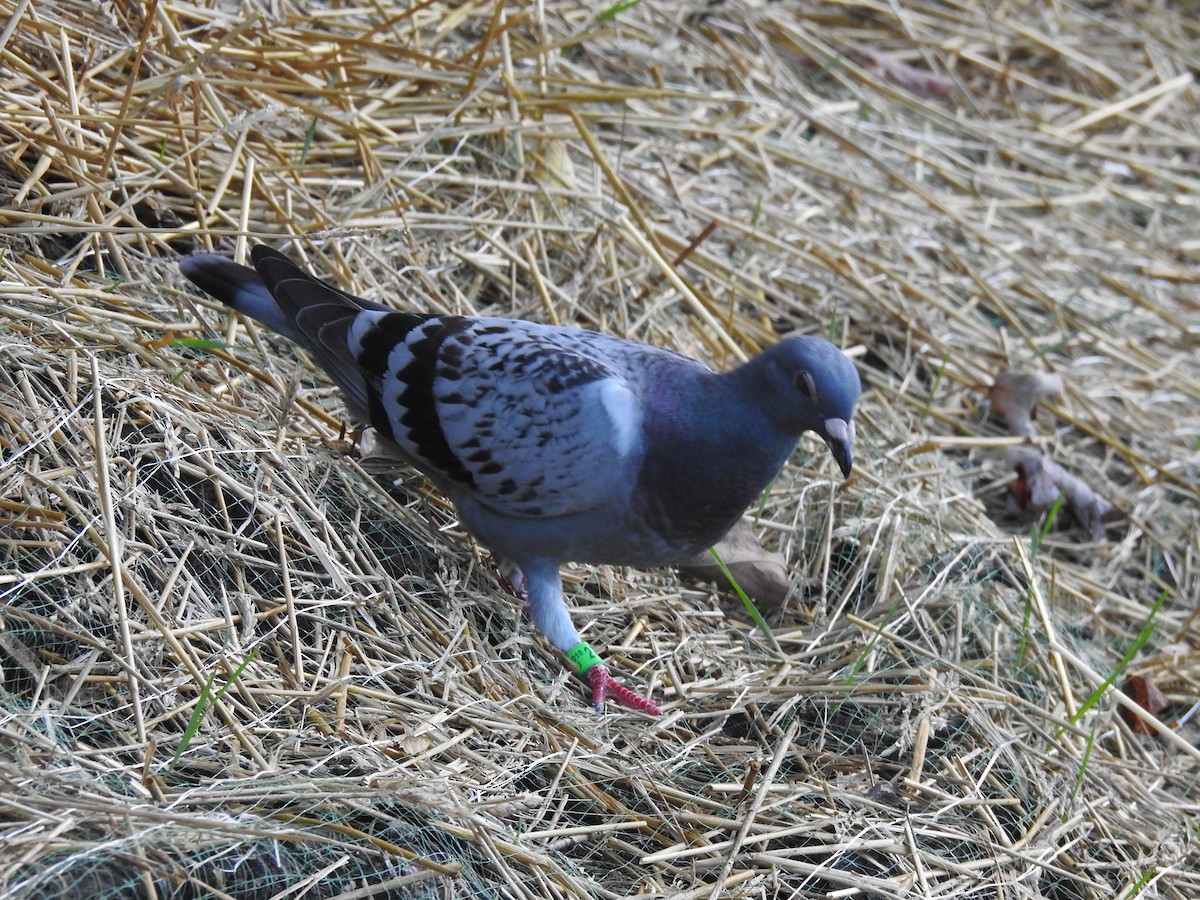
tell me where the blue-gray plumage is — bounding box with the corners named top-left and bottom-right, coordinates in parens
top-left (180, 245), bottom-right (861, 714)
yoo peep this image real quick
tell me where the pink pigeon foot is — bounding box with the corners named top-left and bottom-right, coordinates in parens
top-left (496, 566), bottom-right (534, 620)
top-left (586, 665), bottom-right (663, 716)
top-left (496, 565), bottom-right (527, 601)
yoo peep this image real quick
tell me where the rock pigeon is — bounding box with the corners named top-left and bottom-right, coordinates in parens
top-left (180, 246), bottom-right (861, 715)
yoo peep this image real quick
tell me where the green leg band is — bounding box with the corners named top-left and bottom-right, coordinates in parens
top-left (565, 641), bottom-right (602, 676)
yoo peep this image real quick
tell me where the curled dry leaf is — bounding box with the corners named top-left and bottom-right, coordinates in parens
top-left (678, 517), bottom-right (791, 615)
top-left (1007, 446), bottom-right (1112, 540)
top-left (395, 732), bottom-right (434, 756)
top-left (857, 49), bottom-right (957, 98)
top-left (358, 426), bottom-right (403, 466)
top-left (1119, 675), bottom-right (1169, 737)
top-left (784, 47), bottom-right (956, 99)
top-left (989, 369), bottom-right (1063, 436)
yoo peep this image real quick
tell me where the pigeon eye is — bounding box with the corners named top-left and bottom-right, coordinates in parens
top-left (794, 370), bottom-right (817, 402)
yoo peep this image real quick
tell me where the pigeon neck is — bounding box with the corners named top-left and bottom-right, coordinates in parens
top-left (707, 365), bottom-right (797, 468)
top-left (632, 368), bottom-right (795, 555)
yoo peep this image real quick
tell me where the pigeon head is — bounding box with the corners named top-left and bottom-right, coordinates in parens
top-left (748, 335), bottom-right (861, 477)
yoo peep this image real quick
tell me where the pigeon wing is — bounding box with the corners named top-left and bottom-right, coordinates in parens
top-left (355, 315), bottom-right (642, 518)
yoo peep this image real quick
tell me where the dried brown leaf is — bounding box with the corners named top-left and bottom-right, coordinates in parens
top-left (678, 518), bottom-right (790, 614)
top-left (1007, 446), bottom-right (1112, 540)
top-left (1120, 675), bottom-right (1169, 736)
top-left (990, 369), bottom-right (1063, 437)
top-left (859, 49), bottom-right (957, 98)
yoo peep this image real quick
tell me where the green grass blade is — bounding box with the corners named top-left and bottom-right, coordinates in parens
top-left (171, 669), bottom-right (218, 769)
top-left (170, 649), bottom-right (257, 769)
top-left (169, 337), bottom-right (229, 351)
top-left (1065, 719), bottom-right (1098, 815)
top-left (1030, 490), bottom-right (1064, 560)
top-left (598, 0), bottom-right (641, 21)
top-left (212, 649), bottom-right (257, 705)
top-left (848, 602), bottom-right (899, 681)
top-left (1118, 868), bottom-right (1156, 899)
top-left (709, 547), bottom-right (779, 653)
top-left (1069, 589), bottom-right (1167, 725)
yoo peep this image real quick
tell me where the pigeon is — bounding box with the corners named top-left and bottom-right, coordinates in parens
top-left (180, 246), bottom-right (861, 715)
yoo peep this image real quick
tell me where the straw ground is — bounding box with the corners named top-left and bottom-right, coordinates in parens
top-left (1, 1), bottom-right (1197, 898)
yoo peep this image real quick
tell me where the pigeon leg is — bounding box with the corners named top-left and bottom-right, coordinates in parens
top-left (521, 558), bottom-right (662, 715)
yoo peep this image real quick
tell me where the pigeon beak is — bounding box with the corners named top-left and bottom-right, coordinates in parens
top-left (822, 418), bottom-right (855, 478)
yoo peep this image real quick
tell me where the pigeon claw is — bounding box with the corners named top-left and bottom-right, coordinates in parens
top-left (585, 665), bottom-right (663, 716)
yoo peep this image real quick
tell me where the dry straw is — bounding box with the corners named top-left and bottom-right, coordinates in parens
top-left (1, 1), bottom-right (1197, 898)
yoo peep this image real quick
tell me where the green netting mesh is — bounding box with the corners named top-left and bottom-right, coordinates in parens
top-left (2, 2), bottom-right (1198, 898)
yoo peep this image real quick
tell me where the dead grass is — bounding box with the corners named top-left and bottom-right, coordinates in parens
top-left (1, 1), bottom-right (1198, 897)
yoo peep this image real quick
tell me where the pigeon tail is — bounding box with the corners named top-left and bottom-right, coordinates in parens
top-left (179, 253), bottom-right (298, 339)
